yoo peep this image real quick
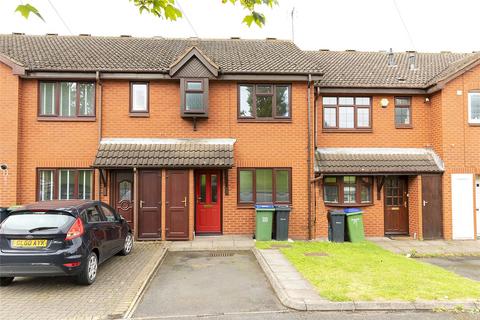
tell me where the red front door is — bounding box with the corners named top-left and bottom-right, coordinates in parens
top-left (195, 171), bottom-right (221, 234)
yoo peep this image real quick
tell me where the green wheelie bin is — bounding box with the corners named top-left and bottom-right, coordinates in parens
top-left (255, 204), bottom-right (275, 241)
top-left (344, 208), bottom-right (365, 242)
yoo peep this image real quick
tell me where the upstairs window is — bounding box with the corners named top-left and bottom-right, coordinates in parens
top-left (322, 97), bottom-right (371, 130)
top-left (238, 84), bottom-right (291, 120)
top-left (39, 81), bottom-right (95, 118)
top-left (395, 97), bottom-right (412, 128)
top-left (130, 82), bottom-right (149, 114)
top-left (181, 78), bottom-right (208, 116)
top-left (468, 92), bottom-right (480, 124)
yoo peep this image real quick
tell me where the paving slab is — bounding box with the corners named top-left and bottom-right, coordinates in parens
top-left (0, 242), bottom-right (166, 320)
top-left (371, 238), bottom-right (480, 256)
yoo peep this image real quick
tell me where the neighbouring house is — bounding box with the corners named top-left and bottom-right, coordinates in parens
top-left (307, 50), bottom-right (480, 240)
top-left (0, 34), bottom-right (478, 241)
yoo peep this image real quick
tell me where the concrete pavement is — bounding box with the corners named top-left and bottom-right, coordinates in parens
top-left (370, 238), bottom-right (480, 256)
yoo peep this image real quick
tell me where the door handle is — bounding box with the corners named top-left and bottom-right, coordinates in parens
top-left (181, 196), bottom-right (187, 207)
top-left (423, 200), bottom-right (428, 207)
top-left (139, 200), bottom-right (144, 208)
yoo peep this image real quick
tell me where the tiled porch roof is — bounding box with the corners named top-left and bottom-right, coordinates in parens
top-left (315, 147), bottom-right (444, 174)
top-left (93, 138), bottom-right (235, 168)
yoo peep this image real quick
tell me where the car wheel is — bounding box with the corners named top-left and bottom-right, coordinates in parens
top-left (120, 233), bottom-right (133, 256)
top-left (0, 277), bottom-right (14, 286)
top-left (76, 252), bottom-right (98, 285)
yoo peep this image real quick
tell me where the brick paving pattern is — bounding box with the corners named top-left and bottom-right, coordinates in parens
top-left (0, 242), bottom-right (165, 320)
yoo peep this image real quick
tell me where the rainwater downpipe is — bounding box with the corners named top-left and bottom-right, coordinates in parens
top-left (307, 74), bottom-right (313, 240)
top-left (96, 71), bottom-right (103, 200)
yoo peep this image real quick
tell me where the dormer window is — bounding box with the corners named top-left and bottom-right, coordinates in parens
top-left (181, 78), bottom-right (208, 117)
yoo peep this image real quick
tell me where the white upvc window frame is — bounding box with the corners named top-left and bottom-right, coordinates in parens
top-left (468, 92), bottom-right (480, 124)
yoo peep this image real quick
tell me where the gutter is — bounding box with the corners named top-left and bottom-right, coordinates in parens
top-left (96, 71), bottom-right (103, 200)
top-left (307, 74), bottom-right (313, 240)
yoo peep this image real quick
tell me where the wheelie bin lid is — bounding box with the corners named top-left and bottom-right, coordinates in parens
top-left (344, 208), bottom-right (363, 215)
top-left (255, 204), bottom-right (275, 211)
top-left (328, 209), bottom-right (345, 216)
top-left (274, 205), bottom-right (291, 211)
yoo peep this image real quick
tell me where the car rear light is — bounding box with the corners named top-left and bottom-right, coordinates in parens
top-left (65, 218), bottom-right (84, 241)
top-left (63, 262), bottom-right (81, 267)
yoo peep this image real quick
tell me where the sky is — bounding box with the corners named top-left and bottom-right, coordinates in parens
top-left (1, 0), bottom-right (479, 53)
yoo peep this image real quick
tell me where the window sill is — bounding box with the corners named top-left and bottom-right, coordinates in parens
top-left (468, 123), bottom-right (480, 127)
top-left (395, 125), bottom-right (413, 129)
top-left (237, 204), bottom-right (292, 209)
top-left (238, 119), bottom-right (292, 123)
top-left (322, 129), bottom-right (372, 133)
top-left (37, 117), bottom-right (96, 122)
top-left (324, 203), bottom-right (374, 208)
top-left (129, 113), bottom-right (150, 118)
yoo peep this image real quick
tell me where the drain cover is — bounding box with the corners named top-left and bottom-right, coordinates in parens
top-left (210, 252), bottom-right (234, 257)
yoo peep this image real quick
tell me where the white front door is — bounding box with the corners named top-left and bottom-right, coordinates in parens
top-left (476, 176), bottom-right (480, 238)
top-left (451, 174), bottom-right (475, 240)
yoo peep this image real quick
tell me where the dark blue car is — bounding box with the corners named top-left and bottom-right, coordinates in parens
top-left (0, 200), bottom-right (133, 286)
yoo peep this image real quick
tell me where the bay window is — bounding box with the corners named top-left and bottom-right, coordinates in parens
top-left (181, 78), bottom-right (209, 117)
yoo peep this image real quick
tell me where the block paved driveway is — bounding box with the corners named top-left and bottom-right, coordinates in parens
top-left (0, 242), bottom-right (165, 320)
top-left (133, 251), bottom-right (285, 318)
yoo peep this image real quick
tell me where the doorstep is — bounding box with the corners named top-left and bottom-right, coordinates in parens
top-left (254, 248), bottom-right (480, 311)
top-left (167, 235), bottom-right (254, 251)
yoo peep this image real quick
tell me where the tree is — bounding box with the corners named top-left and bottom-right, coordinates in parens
top-left (15, 0), bottom-right (278, 27)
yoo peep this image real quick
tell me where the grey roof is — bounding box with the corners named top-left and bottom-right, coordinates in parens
top-left (306, 50), bottom-right (477, 88)
top-left (315, 148), bottom-right (444, 174)
top-left (93, 138), bottom-right (235, 168)
top-left (0, 34), bottom-right (321, 74)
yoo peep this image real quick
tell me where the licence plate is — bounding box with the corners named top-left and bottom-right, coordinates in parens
top-left (11, 239), bottom-right (48, 248)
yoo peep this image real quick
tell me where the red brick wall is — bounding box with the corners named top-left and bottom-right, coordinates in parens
top-left (314, 94), bottom-right (432, 238)
top-left (0, 63), bottom-right (20, 206)
top-left (8, 74), bottom-right (312, 239)
top-left (438, 64), bottom-right (480, 239)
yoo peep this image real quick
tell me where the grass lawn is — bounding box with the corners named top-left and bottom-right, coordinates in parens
top-left (256, 241), bottom-right (480, 302)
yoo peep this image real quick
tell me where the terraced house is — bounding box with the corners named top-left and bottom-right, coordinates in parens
top-left (0, 34), bottom-right (479, 241)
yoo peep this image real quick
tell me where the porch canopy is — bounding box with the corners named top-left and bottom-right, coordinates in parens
top-left (315, 147), bottom-right (444, 175)
top-left (93, 138), bottom-right (235, 169)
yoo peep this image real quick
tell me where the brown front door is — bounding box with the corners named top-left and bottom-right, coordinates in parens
top-left (112, 170), bottom-right (134, 230)
top-left (166, 170), bottom-right (189, 240)
top-left (138, 170), bottom-right (162, 239)
top-left (422, 174), bottom-right (443, 239)
top-left (384, 176), bottom-right (409, 235)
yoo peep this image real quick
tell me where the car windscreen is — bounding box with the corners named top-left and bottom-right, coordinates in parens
top-left (0, 211), bottom-right (75, 233)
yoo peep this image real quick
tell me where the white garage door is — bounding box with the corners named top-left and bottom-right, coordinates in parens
top-left (451, 174), bottom-right (475, 240)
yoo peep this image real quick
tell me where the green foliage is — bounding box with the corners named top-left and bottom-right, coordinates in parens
top-left (260, 241), bottom-right (480, 301)
top-left (15, 0), bottom-right (278, 27)
top-left (131, 0), bottom-right (183, 20)
top-left (15, 4), bottom-right (44, 21)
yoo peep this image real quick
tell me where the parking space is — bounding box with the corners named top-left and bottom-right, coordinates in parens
top-left (133, 251), bottom-right (285, 318)
top-left (420, 256), bottom-right (480, 282)
top-left (0, 242), bottom-right (165, 320)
